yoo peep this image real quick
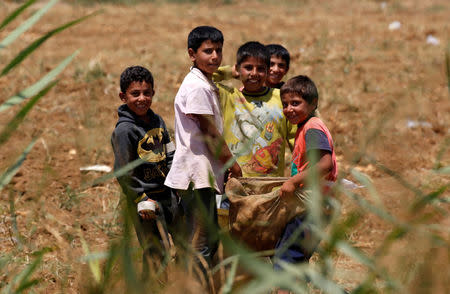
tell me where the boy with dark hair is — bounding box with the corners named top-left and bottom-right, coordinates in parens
top-left (111, 65), bottom-right (179, 266)
top-left (265, 44), bottom-right (290, 89)
top-left (165, 26), bottom-right (241, 271)
top-left (276, 75), bottom-right (337, 292)
top-left (216, 41), bottom-right (296, 177)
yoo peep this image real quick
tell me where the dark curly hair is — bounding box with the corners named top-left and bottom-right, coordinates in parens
top-left (236, 41), bottom-right (270, 68)
top-left (120, 66), bottom-right (154, 93)
top-left (266, 44), bottom-right (290, 70)
top-left (281, 75), bottom-right (318, 106)
top-left (187, 26), bottom-right (224, 52)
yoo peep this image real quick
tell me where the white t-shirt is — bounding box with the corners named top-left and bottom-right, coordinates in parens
top-left (165, 67), bottom-right (225, 193)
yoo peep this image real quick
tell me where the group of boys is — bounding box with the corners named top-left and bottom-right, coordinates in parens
top-left (111, 25), bottom-right (337, 291)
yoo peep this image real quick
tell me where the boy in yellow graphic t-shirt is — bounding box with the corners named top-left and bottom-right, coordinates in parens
top-left (215, 41), bottom-right (296, 177)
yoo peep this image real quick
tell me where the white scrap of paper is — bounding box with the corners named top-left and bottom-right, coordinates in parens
top-left (80, 165), bottom-right (112, 173)
top-left (388, 21), bottom-right (401, 31)
top-left (426, 35), bottom-right (440, 46)
top-left (341, 179), bottom-right (365, 190)
top-left (406, 120), bottom-right (432, 129)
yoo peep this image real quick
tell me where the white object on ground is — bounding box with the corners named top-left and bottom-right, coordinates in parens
top-left (406, 120), bottom-right (432, 129)
top-left (388, 21), bottom-right (401, 31)
top-left (341, 178), bottom-right (365, 190)
top-left (80, 165), bottom-right (112, 173)
top-left (426, 35), bottom-right (440, 46)
top-left (380, 2), bottom-right (387, 9)
top-left (137, 200), bottom-right (156, 214)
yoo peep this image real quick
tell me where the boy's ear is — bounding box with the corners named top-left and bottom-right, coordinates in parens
top-left (188, 48), bottom-right (196, 62)
top-left (119, 92), bottom-right (126, 102)
top-left (312, 98), bottom-right (318, 110)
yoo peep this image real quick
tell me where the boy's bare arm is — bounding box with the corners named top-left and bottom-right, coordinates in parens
top-left (281, 150), bottom-right (333, 197)
top-left (190, 113), bottom-right (242, 177)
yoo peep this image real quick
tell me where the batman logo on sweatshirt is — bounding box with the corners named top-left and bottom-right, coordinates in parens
top-left (137, 128), bottom-right (166, 162)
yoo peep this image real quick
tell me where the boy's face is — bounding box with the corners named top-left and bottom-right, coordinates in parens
top-left (281, 92), bottom-right (316, 125)
top-left (237, 56), bottom-right (267, 93)
top-left (189, 40), bottom-right (223, 78)
top-left (120, 81), bottom-right (154, 119)
top-left (267, 56), bottom-right (288, 87)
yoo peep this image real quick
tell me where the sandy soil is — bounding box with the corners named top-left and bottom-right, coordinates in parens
top-left (0, 0), bottom-right (449, 293)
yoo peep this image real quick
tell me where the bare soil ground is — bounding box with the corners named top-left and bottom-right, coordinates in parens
top-left (0, 0), bottom-right (449, 293)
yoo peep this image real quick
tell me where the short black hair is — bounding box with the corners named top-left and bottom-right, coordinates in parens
top-left (236, 41), bottom-right (270, 68)
top-left (281, 75), bottom-right (318, 106)
top-left (120, 66), bottom-right (154, 93)
top-left (266, 44), bottom-right (290, 70)
top-left (187, 26), bottom-right (224, 52)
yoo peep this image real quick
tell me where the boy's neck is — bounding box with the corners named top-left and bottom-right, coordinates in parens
top-left (193, 66), bottom-right (213, 81)
top-left (298, 113), bottom-right (315, 127)
top-left (242, 86), bottom-right (268, 95)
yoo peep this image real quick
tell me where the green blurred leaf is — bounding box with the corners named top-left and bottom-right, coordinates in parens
top-left (15, 279), bottom-right (40, 293)
top-left (0, 81), bottom-right (57, 145)
top-left (80, 235), bottom-right (102, 284)
top-left (303, 266), bottom-right (346, 294)
top-left (8, 250), bottom-right (45, 294)
top-left (1, 10), bottom-right (99, 76)
top-left (340, 188), bottom-right (400, 226)
top-left (434, 166), bottom-right (450, 174)
top-left (0, 51), bottom-right (78, 112)
top-left (0, 0), bottom-right (56, 49)
top-left (85, 158), bottom-right (145, 188)
top-left (410, 185), bottom-right (448, 212)
top-left (220, 256), bottom-right (239, 294)
top-left (0, 138), bottom-right (37, 192)
top-left (0, 0), bottom-right (36, 32)
top-left (350, 169), bottom-right (383, 207)
top-left (337, 241), bottom-right (375, 269)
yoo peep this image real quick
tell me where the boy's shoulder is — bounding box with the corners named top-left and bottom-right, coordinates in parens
top-left (216, 82), bottom-right (237, 93)
top-left (305, 116), bottom-right (327, 129)
top-left (179, 68), bottom-right (217, 95)
top-left (300, 116), bottom-right (332, 139)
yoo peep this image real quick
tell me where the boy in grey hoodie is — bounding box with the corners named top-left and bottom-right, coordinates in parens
top-left (111, 66), bottom-right (178, 267)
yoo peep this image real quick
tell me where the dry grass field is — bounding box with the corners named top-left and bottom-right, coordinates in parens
top-left (0, 0), bottom-right (449, 293)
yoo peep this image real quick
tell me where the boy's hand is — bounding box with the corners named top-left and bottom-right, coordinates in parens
top-left (280, 179), bottom-right (296, 198)
top-left (232, 64), bottom-right (240, 79)
top-left (229, 162), bottom-right (242, 178)
top-left (138, 199), bottom-right (159, 221)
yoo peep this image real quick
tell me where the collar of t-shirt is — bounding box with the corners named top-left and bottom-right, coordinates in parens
top-left (190, 66), bottom-right (219, 94)
top-left (297, 114), bottom-right (315, 128)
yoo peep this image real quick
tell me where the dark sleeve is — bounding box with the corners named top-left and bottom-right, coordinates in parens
top-left (160, 116), bottom-right (175, 170)
top-left (111, 125), bottom-right (160, 201)
top-left (305, 129), bottom-right (332, 153)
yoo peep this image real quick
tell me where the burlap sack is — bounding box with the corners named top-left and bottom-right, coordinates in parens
top-left (225, 177), bottom-right (309, 251)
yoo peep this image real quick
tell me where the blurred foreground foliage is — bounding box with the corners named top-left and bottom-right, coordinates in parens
top-left (0, 0), bottom-right (95, 292)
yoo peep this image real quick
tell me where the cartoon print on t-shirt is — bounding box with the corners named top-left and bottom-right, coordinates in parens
top-left (229, 99), bottom-right (284, 174)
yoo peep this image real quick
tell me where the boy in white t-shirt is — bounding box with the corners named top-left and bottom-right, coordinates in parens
top-left (165, 26), bottom-right (241, 272)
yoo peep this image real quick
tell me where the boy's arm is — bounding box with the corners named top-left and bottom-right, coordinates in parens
top-left (286, 120), bottom-right (297, 152)
top-left (212, 65), bottom-right (239, 83)
top-left (190, 113), bottom-right (242, 177)
top-left (161, 118), bottom-right (175, 169)
top-left (111, 127), bottom-right (167, 202)
top-left (281, 150), bottom-right (333, 197)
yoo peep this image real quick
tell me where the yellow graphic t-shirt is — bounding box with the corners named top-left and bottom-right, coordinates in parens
top-left (217, 84), bottom-right (296, 177)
